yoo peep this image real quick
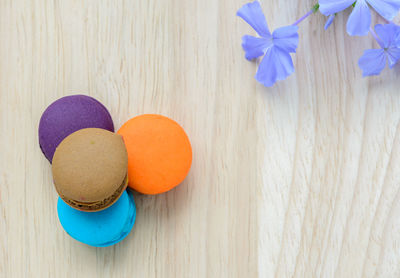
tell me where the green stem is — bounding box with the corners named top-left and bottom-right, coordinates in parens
top-left (313, 3), bottom-right (320, 13)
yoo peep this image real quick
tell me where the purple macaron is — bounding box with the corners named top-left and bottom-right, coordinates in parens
top-left (39, 95), bottom-right (114, 162)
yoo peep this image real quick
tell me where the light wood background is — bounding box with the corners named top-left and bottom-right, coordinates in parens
top-left (1, 0), bottom-right (400, 277)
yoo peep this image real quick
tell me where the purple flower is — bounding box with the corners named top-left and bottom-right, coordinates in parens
top-left (237, 1), bottom-right (299, 87)
top-left (319, 0), bottom-right (400, 36)
top-left (324, 14), bottom-right (336, 30)
top-left (358, 23), bottom-right (400, 76)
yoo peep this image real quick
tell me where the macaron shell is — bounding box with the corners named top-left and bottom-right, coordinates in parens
top-left (52, 128), bottom-right (128, 207)
top-left (57, 190), bottom-right (136, 247)
top-left (39, 95), bottom-right (114, 162)
top-left (118, 114), bottom-right (192, 194)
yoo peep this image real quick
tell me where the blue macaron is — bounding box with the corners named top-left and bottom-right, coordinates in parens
top-left (57, 190), bottom-right (136, 247)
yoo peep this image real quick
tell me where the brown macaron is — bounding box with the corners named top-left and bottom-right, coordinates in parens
top-left (52, 128), bottom-right (128, 212)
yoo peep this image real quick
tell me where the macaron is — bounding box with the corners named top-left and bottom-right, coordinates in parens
top-left (118, 114), bottom-right (192, 194)
top-left (52, 128), bottom-right (128, 212)
top-left (39, 95), bottom-right (114, 162)
top-left (57, 190), bottom-right (136, 247)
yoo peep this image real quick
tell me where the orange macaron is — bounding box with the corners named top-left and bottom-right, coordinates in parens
top-left (118, 114), bottom-right (192, 194)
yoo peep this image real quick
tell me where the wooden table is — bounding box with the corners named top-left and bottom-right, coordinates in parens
top-left (1, 0), bottom-right (400, 277)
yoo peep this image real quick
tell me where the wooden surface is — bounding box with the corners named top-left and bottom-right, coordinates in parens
top-left (1, 0), bottom-right (400, 277)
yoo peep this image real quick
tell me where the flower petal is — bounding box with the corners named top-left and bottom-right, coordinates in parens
top-left (272, 25), bottom-right (299, 53)
top-left (395, 26), bottom-right (400, 47)
top-left (237, 1), bottom-right (271, 38)
top-left (375, 24), bottom-right (395, 48)
top-left (324, 14), bottom-right (336, 30)
top-left (387, 47), bottom-right (400, 68)
top-left (319, 0), bottom-right (355, 16)
top-left (347, 0), bottom-right (371, 36)
top-left (396, 33), bottom-right (400, 48)
top-left (255, 47), bottom-right (295, 87)
top-left (375, 23), bottom-right (400, 48)
top-left (358, 49), bottom-right (386, 76)
top-left (393, 23), bottom-right (400, 46)
top-left (241, 35), bottom-right (272, 60)
top-left (366, 0), bottom-right (400, 21)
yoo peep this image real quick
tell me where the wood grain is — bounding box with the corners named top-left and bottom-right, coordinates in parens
top-left (1, 0), bottom-right (400, 277)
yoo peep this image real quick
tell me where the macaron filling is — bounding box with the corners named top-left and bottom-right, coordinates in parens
top-left (59, 175), bottom-right (128, 211)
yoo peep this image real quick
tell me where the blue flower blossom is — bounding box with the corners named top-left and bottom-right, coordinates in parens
top-left (358, 23), bottom-right (400, 76)
top-left (324, 14), bottom-right (335, 30)
top-left (237, 1), bottom-right (299, 87)
top-left (319, 0), bottom-right (400, 36)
